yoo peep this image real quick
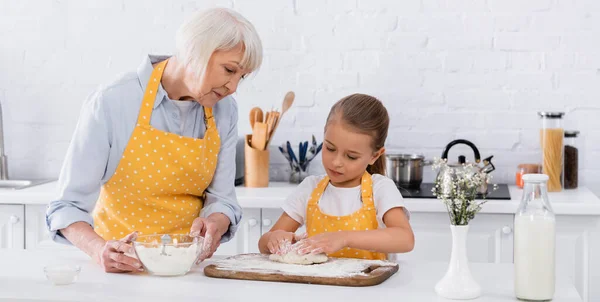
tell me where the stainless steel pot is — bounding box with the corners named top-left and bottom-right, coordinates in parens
top-left (386, 154), bottom-right (432, 189)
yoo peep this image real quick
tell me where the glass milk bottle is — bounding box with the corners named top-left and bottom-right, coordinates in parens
top-left (514, 174), bottom-right (556, 301)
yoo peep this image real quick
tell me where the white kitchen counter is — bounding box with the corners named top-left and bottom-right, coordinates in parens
top-left (2, 181), bottom-right (600, 215)
top-left (236, 183), bottom-right (600, 215)
top-left (0, 249), bottom-right (581, 302)
top-left (0, 181), bottom-right (59, 204)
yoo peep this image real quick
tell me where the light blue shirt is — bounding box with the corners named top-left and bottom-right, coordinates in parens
top-left (46, 55), bottom-right (242, 244)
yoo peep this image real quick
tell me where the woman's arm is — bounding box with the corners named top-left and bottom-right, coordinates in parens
top-left (46, 88), bottom-right (110, 244)
top-left (61, 222), bottom-right (106, 261)
top-left (62, 222), bottom-right (142, 272)
top-left (258, 212), bottom-right (302, 254)
top-left (47, 88), bottom-right (142, 272)
top-left (200, 97), bottom-right (241, 243)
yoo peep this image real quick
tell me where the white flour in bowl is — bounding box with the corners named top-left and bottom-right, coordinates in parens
top-left (214, 254), bottom-right (397, 278)
top-left (136, 244), bottom-right (199, 276)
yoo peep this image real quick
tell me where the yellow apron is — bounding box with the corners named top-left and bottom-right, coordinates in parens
top-left (306, 172), bottom-right (387, 260)
top-left (93, 59), bottom-right (221, 240)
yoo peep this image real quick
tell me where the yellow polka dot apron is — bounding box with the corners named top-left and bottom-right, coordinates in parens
top-left (93, 59), bottom-right (220, 240)
top-left (306, 172), bottom-right (387, 260)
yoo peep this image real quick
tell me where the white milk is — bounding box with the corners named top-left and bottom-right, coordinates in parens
top-left (514, 214), bottom-right (556, 300)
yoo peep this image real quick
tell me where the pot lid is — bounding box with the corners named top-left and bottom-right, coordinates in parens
top-left (386, 154), bottom-right (425, 160)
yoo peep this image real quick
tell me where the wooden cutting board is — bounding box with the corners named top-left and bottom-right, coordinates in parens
top-left (204, 253), bottom-right (399, 287)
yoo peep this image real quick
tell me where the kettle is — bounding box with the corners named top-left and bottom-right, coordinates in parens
top-left (436, 139), bottom-right (495, 196)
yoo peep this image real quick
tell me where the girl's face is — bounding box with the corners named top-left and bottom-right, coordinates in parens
top-left (183, 43), bottom-right (251, 107)
top-left (322, 118), bottom-right (384, 187)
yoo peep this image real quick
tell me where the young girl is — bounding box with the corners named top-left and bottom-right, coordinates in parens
top-left (258, 93), bottom-right (414, 260)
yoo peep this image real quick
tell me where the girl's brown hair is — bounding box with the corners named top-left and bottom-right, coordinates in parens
top-left (325, 93), bottom-right (390, 175)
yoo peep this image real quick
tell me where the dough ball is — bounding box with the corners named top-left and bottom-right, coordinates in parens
top-left (269, 250), bottom-right (328, 265)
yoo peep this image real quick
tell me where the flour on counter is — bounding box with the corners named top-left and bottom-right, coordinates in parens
top-left (214, 254), bottom-right (397, 278)
top-left (136, 244), bottom-right (199, 276)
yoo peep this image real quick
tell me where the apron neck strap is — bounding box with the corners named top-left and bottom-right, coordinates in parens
top-left (137, 59), bottom-right (168, 126)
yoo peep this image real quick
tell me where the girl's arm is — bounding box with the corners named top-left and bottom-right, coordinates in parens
top-left (298, 208), bottom-right (414, 255)
top-left (345, 208), bottom-right (414, 253)
top-left (258, 212), bottom-right (302, 254)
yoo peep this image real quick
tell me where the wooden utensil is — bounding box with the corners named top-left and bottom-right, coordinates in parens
top-left (281, 91), bottom-right (294, 116)
top-left (266, 111), bottom-right (278, 144)
top-left (249, 107), bottom-right (263, 129)
top-left (244, 135), bottom-right (269, 187)
top-left (266, 91), bottom-right (294, 145)
top-left (250, 122), bottom-right (268, 150)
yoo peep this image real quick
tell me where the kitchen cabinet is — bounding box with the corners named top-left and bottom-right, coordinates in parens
top-left (25, 205), bottom-right (66, 249)
top-left (0, 205), bottom-right (24, 249)
top-left (554, 215), bottom-right (600, 302)
top-left (213, 208), bottom-right (261, 256)
top-left (261, 208), bottom-right (307, 236)
top-left (396, 213), bottom-right (514, 263)
top-left (214, 209), bottom-right (306, 256)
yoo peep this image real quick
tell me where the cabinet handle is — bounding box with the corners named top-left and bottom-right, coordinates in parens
top-left (248, 219), bottom-right (257, 227)
top-left (262, 219), bottom-right (272, 227)
top-left (502, 226), bottom-right (512, 234)
top-left (9, 215), bottom-right (19, 224)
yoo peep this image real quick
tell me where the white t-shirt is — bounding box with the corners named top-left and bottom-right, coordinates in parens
top-left (282, 174), bottom-right (410, 229)
top-left (170, 99), bottom-right (195, 134)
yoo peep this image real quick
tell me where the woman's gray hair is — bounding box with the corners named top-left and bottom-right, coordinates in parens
top-left (175, 8), bottom-right (263, 79)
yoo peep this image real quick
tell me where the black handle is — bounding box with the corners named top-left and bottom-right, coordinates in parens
top-left (441, 139), bottom-right (481, 163)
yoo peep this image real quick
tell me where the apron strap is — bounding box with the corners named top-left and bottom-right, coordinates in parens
top-left (360, 172), bottom-right (375, 208)
top-left (203, 107), bottom-right (216, 130)
top-left (136, 59), bottom-right (168, 126)
top-left (307, 176), bottom-right (330, 206)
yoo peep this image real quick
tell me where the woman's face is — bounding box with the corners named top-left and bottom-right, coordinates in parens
top-left (184, 44), bottom-right (251, 107)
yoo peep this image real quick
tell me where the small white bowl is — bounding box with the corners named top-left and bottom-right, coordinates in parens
top-left (44, 265), bottom-right (81, 285)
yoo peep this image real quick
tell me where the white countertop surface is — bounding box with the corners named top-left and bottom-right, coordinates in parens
top-left (0, 249), bottom-right (581, 302)
top-left (235, 183), bottom-right (600, 215)
top-left (2, 181), bottom-right (600, 215)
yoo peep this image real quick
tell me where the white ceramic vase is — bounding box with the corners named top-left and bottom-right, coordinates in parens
top-left (435, 225), bottom-right (482, 300)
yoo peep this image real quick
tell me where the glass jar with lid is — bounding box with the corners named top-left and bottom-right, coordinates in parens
top-left (564, 130), bottom-right (579, 189)
top-left (538, 112), bottom-right (565, 192)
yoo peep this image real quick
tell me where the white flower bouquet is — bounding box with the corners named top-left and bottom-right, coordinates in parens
top-left (432, 158), bottom-right (497, 226)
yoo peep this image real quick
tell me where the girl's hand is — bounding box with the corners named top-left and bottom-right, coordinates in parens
top-left (296, 232), bottom-right (349, 255)
top-left (267, 230), bottom-right (305, 255)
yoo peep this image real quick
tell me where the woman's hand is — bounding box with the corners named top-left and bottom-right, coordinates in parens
top-left (265, 230), bottom-right (306, 255)
top-left (296, 232), bottom-right (349, 255)
top-left (95, 231), bottom-right (143, 273)
top-left (189, 213), bottom-right (230, 263)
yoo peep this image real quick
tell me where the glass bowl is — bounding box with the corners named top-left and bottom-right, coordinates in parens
top-left (44, 265), bottom-right (81, 285)
top-left (133, 234), bottom-right (204, 276)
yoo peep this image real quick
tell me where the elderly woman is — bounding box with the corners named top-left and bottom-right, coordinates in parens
top-left (46, 8), bottom-right (262, 273)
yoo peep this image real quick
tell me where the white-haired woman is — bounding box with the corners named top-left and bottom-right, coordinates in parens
top-left (46, 8), bottom-right (263, 273)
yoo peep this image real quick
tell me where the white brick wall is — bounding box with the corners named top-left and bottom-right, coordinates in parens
top-left (1, 0), bottom-right (600, 298)
top-left (1, 0), bottom-right (598, 184)
top-left (5, 0), bottom-right (598, 190)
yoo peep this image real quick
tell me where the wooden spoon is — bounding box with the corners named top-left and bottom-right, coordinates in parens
top-left (281, 91), bottom-right (295, 116)
top-left (251, 122), bottom-right (268, 150)
top-left (266, 111), bottom-right (280, 146)
top-left (266, 91), bottom-right (294, 145)
top-left (249, 107), bottom-right (263, 129)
